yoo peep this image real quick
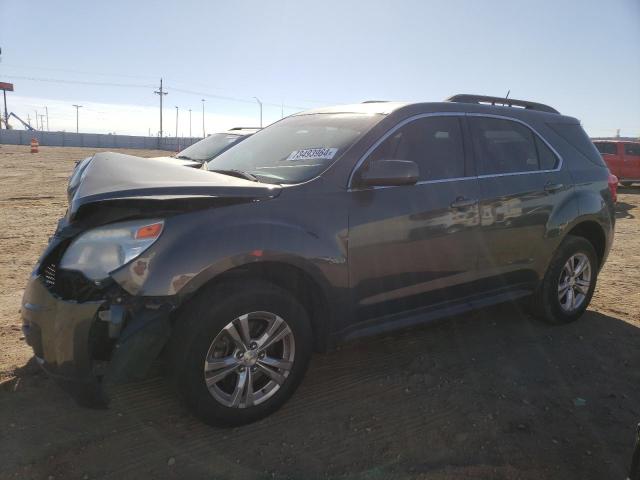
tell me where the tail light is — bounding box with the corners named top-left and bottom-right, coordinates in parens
top-left (608, 172), bottom-right (618, 203)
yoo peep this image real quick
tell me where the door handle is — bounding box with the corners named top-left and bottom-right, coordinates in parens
top-left (450, 197), bottom-right (478, 209)
top-left (544, 182), bottom-right (564, 193)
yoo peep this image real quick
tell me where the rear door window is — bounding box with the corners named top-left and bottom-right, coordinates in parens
top-left (367, 116), bottom-right (466, 181)
top-left (536, 136), bottom-right (560, 170)
top-left (469, 117), bottom-right (557, 175)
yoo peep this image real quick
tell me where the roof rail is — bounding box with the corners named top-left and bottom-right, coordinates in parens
top-left (228, 126), bottom-right (261, 130)
top-left (361, 100), bottom-right (389, 103)
top-left (446, 94), bottom-right (560, 114)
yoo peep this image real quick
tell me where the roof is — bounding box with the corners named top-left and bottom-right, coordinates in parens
top-left (446, 94), bottom-right (559, 114)
top-left (293, 102), bottom-right (409, 116)
top-left (293, 94), bottom-right (568, 120)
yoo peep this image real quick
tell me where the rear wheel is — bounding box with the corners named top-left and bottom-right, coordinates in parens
top-left (170, 280), bottom-right (313, 427)
top-left (530, 235), bottom-right (598, 324)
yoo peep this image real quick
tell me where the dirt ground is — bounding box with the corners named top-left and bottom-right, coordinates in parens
top-left (0, 145), bottom-right (638, 480)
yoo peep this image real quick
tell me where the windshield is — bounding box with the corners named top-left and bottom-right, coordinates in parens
top-left (205, 113), bottom-right (382, 184)
top-left (177, 133), bottom-right (245, 162)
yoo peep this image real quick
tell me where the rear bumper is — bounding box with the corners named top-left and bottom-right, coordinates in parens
top-left (21, 274), bottom-right (108, 406)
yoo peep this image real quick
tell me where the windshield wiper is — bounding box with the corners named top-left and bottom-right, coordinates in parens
top-left (210, 169), bottom-right (259, 182)
top-left (176, 154), bottom-right (195, 160)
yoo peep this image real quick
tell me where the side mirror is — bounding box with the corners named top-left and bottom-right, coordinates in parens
top-left (357, 159), bottom-right (419, 187)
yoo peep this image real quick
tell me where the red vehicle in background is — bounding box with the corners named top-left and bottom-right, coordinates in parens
top-left (593, 140), bottom-right (640, 186)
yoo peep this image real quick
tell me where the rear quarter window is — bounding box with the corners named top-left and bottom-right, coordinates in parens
top-left (547, 123), bottom-right (606, 167)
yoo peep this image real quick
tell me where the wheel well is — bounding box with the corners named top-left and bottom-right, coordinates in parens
top-left (567, 221), bottom-right (606, 267)
top-left (200, 262), bottom-right (330, 352)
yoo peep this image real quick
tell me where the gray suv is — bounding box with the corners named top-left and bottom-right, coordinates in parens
top-left (21, 95), bottom-right (616, 426)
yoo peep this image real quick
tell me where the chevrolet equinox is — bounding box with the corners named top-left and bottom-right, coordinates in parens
top-left (21, 94), bottom-right (616, 426)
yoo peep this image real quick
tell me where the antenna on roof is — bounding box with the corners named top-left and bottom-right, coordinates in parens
top-left (505, 90), bottom-right (510, 105)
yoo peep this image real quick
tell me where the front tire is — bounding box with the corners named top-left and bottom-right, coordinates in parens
top-left (169, 280), bottom-right (313, 427)
top-left (530, 235), bottom-right (598, 324)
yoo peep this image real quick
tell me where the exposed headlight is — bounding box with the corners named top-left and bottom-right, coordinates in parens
top-left (60, 219), bottom-right (164, 281)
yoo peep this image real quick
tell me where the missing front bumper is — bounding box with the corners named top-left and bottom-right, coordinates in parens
top-left (21, 274), bottom-right (171, 408)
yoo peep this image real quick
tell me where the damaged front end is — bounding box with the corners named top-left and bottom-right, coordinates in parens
top-left (21, 151), bottom-right (281, 407)
top-left (22, 234), bottom-right (175, 407)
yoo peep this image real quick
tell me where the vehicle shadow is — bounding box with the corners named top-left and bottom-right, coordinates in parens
top-left (618, 185), bottom-right (640, 195)
top-left (2, 305), bottom-right (639, 480)
top-left (616, 200), bottom-right (636, 220)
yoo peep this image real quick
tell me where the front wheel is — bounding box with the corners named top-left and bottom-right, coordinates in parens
top-left (169, 280), bottom-right (313, 427)
top-left (530, 235), bottom-right (598, 324)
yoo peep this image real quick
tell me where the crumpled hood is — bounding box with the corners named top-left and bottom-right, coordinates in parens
top-left (147, 155), bottom-right (203, 168)
top-left (68, 152), bottom-right (281, 221)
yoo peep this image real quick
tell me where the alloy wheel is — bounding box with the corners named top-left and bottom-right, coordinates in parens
top-left (557, 253), bottom-right (592, 313)
top-left (203, 311), bottom-right (295, 408)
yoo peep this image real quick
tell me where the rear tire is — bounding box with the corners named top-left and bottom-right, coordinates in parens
top-left (169, 280), bottom-right (313, 427)
top-left (530, 235), bottom-right (598, 324)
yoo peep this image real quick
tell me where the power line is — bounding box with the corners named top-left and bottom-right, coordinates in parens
top-left (3, 74), bottom-right (153, 89)
top-left (1, 63), bottom-right (157, 82)
top-left (3, 74), bottom-right (314, 111)
top-left (165, 85), bottom-right (308, 110)
top-left (4, 65), bottom-right (341, 105)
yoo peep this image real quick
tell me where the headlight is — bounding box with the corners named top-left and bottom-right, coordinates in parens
top-left (60, 219), bottom-right (164, 281)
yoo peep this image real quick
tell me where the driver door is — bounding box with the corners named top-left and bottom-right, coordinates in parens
top-left (347, 115), bottom-right (481, 323)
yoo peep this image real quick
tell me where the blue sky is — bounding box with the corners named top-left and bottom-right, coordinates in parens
top-left (1, 0), bottom-right (639, 136)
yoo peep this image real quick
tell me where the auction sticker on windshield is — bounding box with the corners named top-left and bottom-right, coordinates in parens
top-left (287, 147), bottom-right (338, 161)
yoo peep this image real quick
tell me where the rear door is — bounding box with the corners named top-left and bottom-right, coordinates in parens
top-left (348, 114), bottom-right (481, 323)
top-left (469, 115), bottom-right (572, 290)
top-left (622, 143), bottom-right (640, 180)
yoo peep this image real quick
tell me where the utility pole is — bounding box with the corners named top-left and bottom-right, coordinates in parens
top-left (154, 78), bottom-right (168, 139)
top-left (2, 90), bottom-right (7, 128)
top-left (253, 97), bottom-right (263, 128)
top-left (175, 106), bottom-right (179, 151)
top-left (175, 106), bottom-right (179, 139)
top-left (45, 106), bottom-right (49, 131)
top-left (0, 81), bottom-right (12, 129)
top-left (35, 110), bottom-right (38, 130)
top-left (39, 114), bottom-right (46, 131)
top-left (188, 108), bottom-right (192, 137)
top-left (201, 98), bottom-right (205, 138)
top-left (72, 104), bottom-right (82, 133)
